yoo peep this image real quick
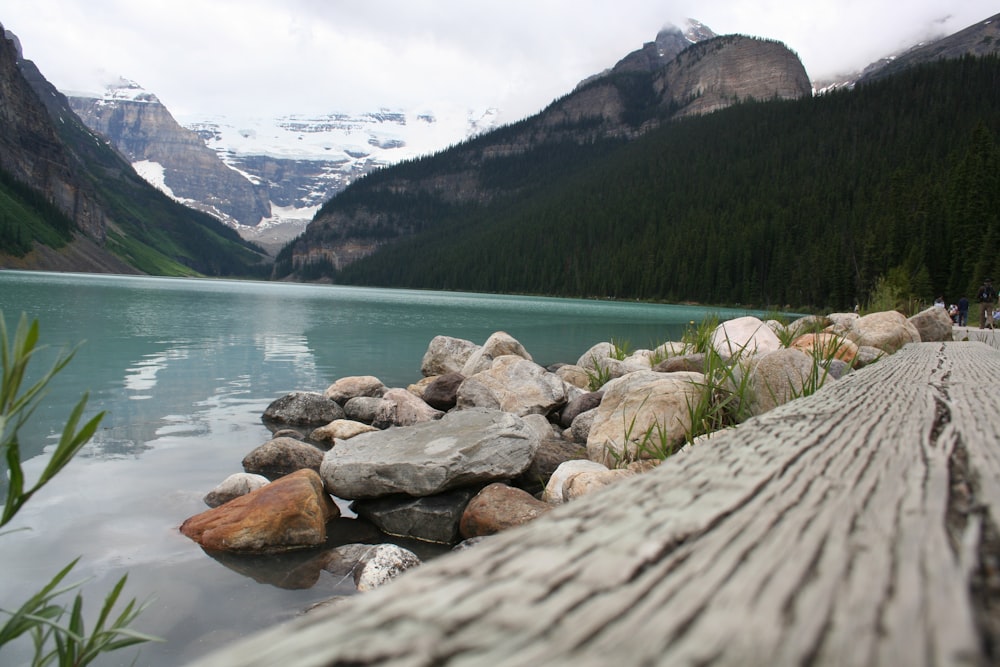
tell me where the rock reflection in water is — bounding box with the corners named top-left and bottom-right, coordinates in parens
top-left (199, 517), bottom-right (451, 591)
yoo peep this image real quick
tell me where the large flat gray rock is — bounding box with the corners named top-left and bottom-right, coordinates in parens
top-left (321, 408), bottom-right (539, 499)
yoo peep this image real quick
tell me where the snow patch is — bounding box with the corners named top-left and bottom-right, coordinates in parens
top-left (132, 160), bottom-right (174, 197)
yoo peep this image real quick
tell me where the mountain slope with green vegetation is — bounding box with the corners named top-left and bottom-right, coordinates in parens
top-left (0, 28), bottom-right (269, 277)
top-left (307, 55), bottom-right (1000, 311)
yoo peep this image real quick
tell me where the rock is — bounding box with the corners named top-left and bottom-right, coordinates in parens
top-left (352, 488), bottom-right (477, 544)
top-left (542, 459), bottom-right (610, 503)
top-left (568, 408), bottom-right (597, 444)
top-left (456, 356), bottom-right (568, 417)
top-left (461, 331), bottom-right (532, 376)
top-left (564, 467), bottom-right (639, 500)
top-left (179, 469), bottom-right (339, 553)
top-left (854, 345), bottom-right (886, 367)
top-left (710, 316), bottom-right (782, 359)
top-left (826, 312), bottom-right (860, 336)
top-left (353, 544), bottom-right (422, 592)
top-left (323, 543), bottom-right (378, 579)
top-left (787, 314), bottom-right (831, 338)
top-left (242, 437), bottom-right (326, 478)
top-left (652, 341), bottom-right (689, 358)
top-left (406, 376), bottom-right (436, 400)
top-left (309, 419), bottom-right (379, 444)
top-left (459, 483), bottom-right (552, 538)
top-left (559, 391), bottom-right (604, 429)
top-left (372, 388), bottom-right (444, 429)
top-left (586, 371), bottom-right (703, 466)
top-left (824, 358), bottom-right (852, 380)
top-left (575, 342), bottom-right (617, 368)
top-left (749, 348), bottom-right (819, 415)
top-left (263, 391), bottom-right (345, 427)
top-left (421, 335), bottom-right (480, 377)
top-left (323, 376), bottom-right (386, 405)
top-left (847, 310), bottom-right (921, 354)
top-left (652, 353), bottom-right (707, 374)
top-left (512, 437), bottom-right (588, 495)
top-left (203, 473), bottom-right (270, 508)
top-left (519, 413), bottom-right (560, 441)
top-left (909, 306), bottom-right (954, 342)
top-left (788, 332), bottom-right (859, 365)
top-left (321, 408), bottom-right (540, 499)
top-left (421, 372), bottom-right (465, 411)
top-left (555, 364), bottom-right (592, 390)
top-left (343, 396), bottom-right (383, 424)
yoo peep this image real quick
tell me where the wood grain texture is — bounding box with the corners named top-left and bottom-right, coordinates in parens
top-left (188, 342), bottom-right (1000, 667)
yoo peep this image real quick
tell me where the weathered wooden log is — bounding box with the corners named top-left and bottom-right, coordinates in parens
top-left (188, 342), bottom-right (1000, 667)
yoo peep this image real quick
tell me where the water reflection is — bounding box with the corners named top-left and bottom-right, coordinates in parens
top-left (196, 518), bottom-right (452, 591)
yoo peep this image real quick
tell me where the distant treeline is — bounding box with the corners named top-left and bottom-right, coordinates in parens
top-left (280, 55), bottom-right (1000, 311)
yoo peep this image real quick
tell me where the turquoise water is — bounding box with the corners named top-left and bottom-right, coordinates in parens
top-left (0, 271), bottom-right (754, 666)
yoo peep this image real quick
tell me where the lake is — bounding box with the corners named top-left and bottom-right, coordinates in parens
top-left (0, 271), bottom-right (754, 666)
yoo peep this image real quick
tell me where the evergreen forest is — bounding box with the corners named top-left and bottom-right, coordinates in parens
top-left (283, 55), bottom-right (1000, 311)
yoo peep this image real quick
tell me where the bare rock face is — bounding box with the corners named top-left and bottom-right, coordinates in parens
top-left (67, 87), bottom-right (271, 226)
top-left (180, 469), bottom-right (339, 553)
top-left (655, 35), bottom-right (812, 118)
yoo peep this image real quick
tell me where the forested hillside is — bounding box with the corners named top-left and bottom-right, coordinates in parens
top-left (298, 56), bottom-right (999, 311)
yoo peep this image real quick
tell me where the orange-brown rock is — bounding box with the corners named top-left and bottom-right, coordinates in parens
top-left (180, 469), bottom-right (339, 553)
top-left (459, 482), bottom-right (551, 539)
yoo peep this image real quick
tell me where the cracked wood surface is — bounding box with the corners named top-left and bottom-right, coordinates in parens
top-left (189, 341), bottom-right (1000, 667)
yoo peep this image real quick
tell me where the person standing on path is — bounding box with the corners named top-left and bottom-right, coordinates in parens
top-left (977, 279), bottom-right (997, 328)
top-left (958, 295), bottom-right (970, 326)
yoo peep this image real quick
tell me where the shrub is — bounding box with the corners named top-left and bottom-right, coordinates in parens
top-left (0, 312), bottom-right (158, 666)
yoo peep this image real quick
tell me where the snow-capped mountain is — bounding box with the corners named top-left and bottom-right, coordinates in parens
top-left (67, 78), bottom-right (500, 253)
top-left (181, 107), bottom-right (498, 251)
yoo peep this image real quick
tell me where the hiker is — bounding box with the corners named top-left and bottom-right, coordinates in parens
top-left (978, 279), bottom-right (997, 329)
top-left (958, 296), bottom-right (970, 326)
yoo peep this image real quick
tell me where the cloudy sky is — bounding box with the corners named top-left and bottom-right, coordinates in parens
top-left (3, 1), bottom-right (996, 122)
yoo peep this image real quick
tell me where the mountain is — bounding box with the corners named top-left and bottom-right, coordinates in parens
top-left (66, 81), bottom-right (271, 229)
top-left (67, 78), bottom-right (500, 255)
top-left (276, 27), bottom-right (811, 276)
top-left (814, 11), bottom-right (1000, 92)
top-left (857, 12), bottom-right (1000, 84)
top-left (0, 26), bottom-right (269, 276)
top-left (327, 55), bottom-right (1000, 311)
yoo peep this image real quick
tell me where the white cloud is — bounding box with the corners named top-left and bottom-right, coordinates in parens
top-left (3, 0), bottom-right (997, 121)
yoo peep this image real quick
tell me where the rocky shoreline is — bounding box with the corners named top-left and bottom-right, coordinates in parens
top-left (179, 305), bottom-right (955, 595)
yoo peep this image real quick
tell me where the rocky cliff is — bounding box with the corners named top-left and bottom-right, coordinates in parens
top-left (0, 28), bottom-right (111, 245)
top-left (67, 83), bottom-right (272, 227)
top-left (655, 35), bottom-right (811, 117)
